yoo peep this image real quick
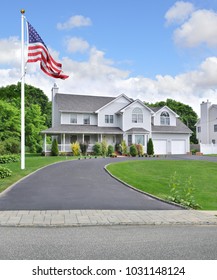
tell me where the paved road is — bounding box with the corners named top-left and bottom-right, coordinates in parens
top-left (0, 158), bottom-right (181, 211)
top-left (0, 225), bottom-right (216, 259)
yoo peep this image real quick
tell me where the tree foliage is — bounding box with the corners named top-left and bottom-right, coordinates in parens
top-left (0, 83), bottom-right (51, 154)
top-left (145, 99), bottom-right (198, 143)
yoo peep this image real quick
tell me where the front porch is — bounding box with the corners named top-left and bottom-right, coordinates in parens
top-left (42, 132), bottom-right (123, 154)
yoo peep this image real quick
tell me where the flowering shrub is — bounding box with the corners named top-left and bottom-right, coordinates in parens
top-left (71, 141), bottom-right (81, 156)
top-left (136, 144), bottom-right (143, 156)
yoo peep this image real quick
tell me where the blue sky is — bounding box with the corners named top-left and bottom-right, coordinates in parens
top-left (1, 0), bottom-right (217, 114)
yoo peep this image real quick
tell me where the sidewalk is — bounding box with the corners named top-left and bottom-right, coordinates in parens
top-left (0, 210), bottom-right (217, 227)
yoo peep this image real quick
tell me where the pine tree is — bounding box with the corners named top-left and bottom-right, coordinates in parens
top-left (147, 138), bottom-right (154, 155)
top-left (51, 139), bottom-right (59, 156)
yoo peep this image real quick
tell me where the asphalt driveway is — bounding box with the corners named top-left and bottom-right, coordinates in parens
top-left (0, 157), bottom-right (182, 211)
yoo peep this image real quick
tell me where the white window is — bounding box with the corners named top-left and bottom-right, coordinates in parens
top-left (83, 114), bottom-right (90, 125)
top-left (70, 114), bottom-right (77, 124)
top-left (135, 135), bottom-right (145, 145)
top-left (132, 108), bottom-right (143, 123)
top-left (105, 115), bottom-right (114, 123)
top-left (160, 111), bottom-right (170, 125)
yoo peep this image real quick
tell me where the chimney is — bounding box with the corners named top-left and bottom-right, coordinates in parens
top-left (200, 100), bottom-right (211, 143)
top-left (51, 83), bottom-right (59, 99)
top-left (51, 83), bottom-right (59, 127)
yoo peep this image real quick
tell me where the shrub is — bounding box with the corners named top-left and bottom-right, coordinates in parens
top-left (130, 144), bottom-right (138, 157)
top-left (107, 145), bottom-right (114, 156)
top-left (121, 140), bottom-right (128, 155)
top-left (136, 144), bottom-right (144, 156)
top-left (80, 142), bottom-right (88, 156)
top-left (0, 166), bottom-right (12, 179)
top-left (147, 138), bottom-right (154, 155)
top-left (167, 171), bottom-right (201, 209)
top-left (101, 140), bottom-right (108, 157)
top-left (0, 155), bottom-right (20, 164)
top-left (92, 142), bottom-right (102, 156)
top-left (71, 141), bottom-right (80, 156)
top-left (51, 139), bottom-right (59, 156)
top-left (3, 138), bottom-right (20, 154)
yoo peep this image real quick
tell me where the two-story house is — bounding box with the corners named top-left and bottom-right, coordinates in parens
top-left (41, 84), bottom-right (192, 155)
top-left (196, 100), bottom-right (217, 145)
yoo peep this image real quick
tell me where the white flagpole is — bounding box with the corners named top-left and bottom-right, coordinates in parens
top-left (21, 9), bottom-right (25, 170)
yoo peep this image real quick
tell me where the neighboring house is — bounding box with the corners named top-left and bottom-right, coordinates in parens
top-left (41, 84), bottom-right (192, 155)
top-left (196, 100), bottom-right (217, 149)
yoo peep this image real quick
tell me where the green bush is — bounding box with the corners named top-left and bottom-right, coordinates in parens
top-left (101, 140), bottom-right (108, 157)
top-left (107, 145), bottom-right (114, 156)
top-left (130, 144), bottom-right (138, 157)
top-left (0, 155), bottom-right (20, 164)
top-left (0, 138), bottom-right (20, 155)
top-left (92, 142), bottom-right (102, 156)
top-left (71, 141), bottom-right (80, 156)
top-left (147, 138), bottom-right (154, 155)
top-left (0, 166), bottom-right (12, 179)
top-left (51, 139), bottom-right (59, 156)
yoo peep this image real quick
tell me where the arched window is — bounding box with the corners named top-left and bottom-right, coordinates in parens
top-left (160, 111), bottom-right (170, 125)
top-left (132, 108), bottom-right (143, 123)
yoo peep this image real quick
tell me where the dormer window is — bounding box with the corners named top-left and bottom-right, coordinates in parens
top-left (160, 111), bottom-right (170, 125)
top-left (132, 108), bottom-right (143, 123)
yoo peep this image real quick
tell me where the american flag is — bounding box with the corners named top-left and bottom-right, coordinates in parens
top-left (27, 22), bottom-right (69, 79)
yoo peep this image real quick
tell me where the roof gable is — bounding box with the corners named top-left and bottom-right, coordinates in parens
top-left (120, 99), bottom-right (155, 114)
top-left (95, 93), bottom-right (132, 113)
top-left (153, 106), bottom-right (179, 117)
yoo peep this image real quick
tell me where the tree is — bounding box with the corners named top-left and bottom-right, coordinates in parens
top-left (145, 99), bottom-right (198, 143)
top-left (51, 139), bottom-right (59, 156)
top-left (0, 83), bottom-right (52, 153)
top-left (147, 138), bottom-right (154, 155)
top-left (0, 100), bottom-right (20, 141)
top-left (25, 104), bottom-right (46, 153)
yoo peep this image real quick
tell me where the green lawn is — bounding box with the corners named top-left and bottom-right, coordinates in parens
top-left (106, 160), bottom-right (217, 210)
top-left (0, 154), bottom-right (75, 193)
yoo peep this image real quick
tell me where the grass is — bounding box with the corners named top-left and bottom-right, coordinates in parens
top-left (0, 154), bottom-right (76, 193)
top-left (106, 160), bottom-right (217, 210)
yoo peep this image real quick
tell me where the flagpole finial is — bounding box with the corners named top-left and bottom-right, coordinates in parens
top-left (20, 9), bottom-right (25, 14)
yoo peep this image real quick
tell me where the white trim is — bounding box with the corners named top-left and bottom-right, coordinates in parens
top-left (120, 99), bottom-right (155, 114)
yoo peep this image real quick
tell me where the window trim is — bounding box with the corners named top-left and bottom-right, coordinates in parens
top-left (160, 111), bottom-right (170, 126)
top-left (105, 114), bottom-right (114, 124)
top-left (132, 108), bottom-right (143, 123)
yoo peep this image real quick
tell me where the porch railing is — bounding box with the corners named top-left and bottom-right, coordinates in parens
top-left (45, 144), bottom-right (94, 153)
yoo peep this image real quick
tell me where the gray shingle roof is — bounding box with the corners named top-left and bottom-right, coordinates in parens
top-left (126, 127), bottom-right (149, 133)
top-left (152, 119), bottom-right (192, 134)
top-left (56, 93), bottom-right (116, 112)
top-left (42, 125), bottom-right (123, 134)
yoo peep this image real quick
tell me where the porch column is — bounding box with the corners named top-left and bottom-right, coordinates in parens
top-left (62, 133), bottom-right (65, 152)
top-left (82, 134), bottom-right (84, 143)
top-left (44, 133), bottom-right (47, 154)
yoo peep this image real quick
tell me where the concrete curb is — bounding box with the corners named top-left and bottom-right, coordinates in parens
top-left (0, 210), bottom-right (216, 227)
top-left (104, 163), bottom-right (186, 209)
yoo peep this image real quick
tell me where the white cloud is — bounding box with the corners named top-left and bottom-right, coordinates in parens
top-left (1, 37), bottom-right (217, 115)
top-left (57, 15), bottom-right (92, 30)
top-left (0, 37), bottom-right (21, 67)
top-left (65, 37), bottom-right (90, 53)
top-left (165, 1), bottom-right (195, 25)
top-left (174, 9), bottom-right (217, 47)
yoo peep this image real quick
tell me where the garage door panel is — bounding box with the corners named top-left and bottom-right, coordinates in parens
top-left (153, 139), bottom-right (167, 155)
top-left (171, 140), bottom-right (186, 154)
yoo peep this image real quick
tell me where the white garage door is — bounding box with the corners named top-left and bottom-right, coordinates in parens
top-left (171, 140), bottom-right (186, 154)
top-left (153, 139), bottom-right (167, 155)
